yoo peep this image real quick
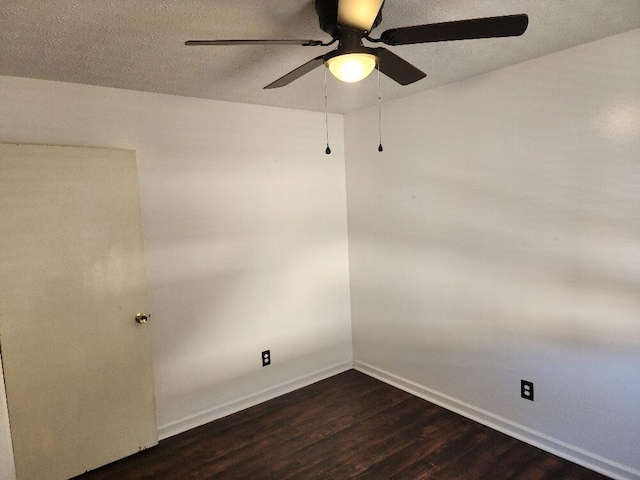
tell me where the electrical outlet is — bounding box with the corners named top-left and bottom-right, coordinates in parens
top-left (521, 380), bottom-right (534, 401)
top-left (262, 350), bottom-right (271, 367)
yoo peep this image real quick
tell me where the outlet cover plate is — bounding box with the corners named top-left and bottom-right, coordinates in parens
top-left (262, 350), bottom-right (271, 367)
top-left (521, 380), bottom-right (534, 401)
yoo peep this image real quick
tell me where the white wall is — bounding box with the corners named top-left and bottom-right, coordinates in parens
top-left (346, 29), bottom-right (640, 479)
top-left (0, 76), bottom-right (353, 477)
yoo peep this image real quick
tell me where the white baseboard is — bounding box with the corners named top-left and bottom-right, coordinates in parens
top-left (354, 360), bottom-right (639, 480)
top-left (157, 361), bottom-right (353, 441)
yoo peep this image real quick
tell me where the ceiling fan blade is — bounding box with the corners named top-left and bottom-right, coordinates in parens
top-left (185, 39), bottom-right (325, 46)
top-left (337, 0), bottom-right (384, 32)
top-left (264, 55), bottom-right (326, 89)
top-left (379, 14), bottom-right (528, 45)
top-left (375, 48), bottom-right (426, 85)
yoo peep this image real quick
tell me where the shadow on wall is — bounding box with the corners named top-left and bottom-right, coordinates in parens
top-left (348, 121), bottom-right (640, 349)
top-left (147, 194), bottom-right (351, 424)
top-left (155, 337), bottom-right (350, 430)
top-left (146, 230), bottom-right (351, 426)
top-left (350, 237), bottom-right (640, 350)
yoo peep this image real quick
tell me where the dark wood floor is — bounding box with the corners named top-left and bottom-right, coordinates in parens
top-left (75, 370), bottom-right (607, 479)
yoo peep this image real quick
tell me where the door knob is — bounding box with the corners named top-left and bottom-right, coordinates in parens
top-left (135, 312), bottom-right (150, 324)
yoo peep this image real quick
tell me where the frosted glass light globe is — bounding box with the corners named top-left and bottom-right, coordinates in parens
top-left (327, 53), bottom-right (377, 83)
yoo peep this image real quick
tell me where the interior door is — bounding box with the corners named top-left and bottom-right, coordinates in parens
top-left (0, 144), bottom-right (157, 480)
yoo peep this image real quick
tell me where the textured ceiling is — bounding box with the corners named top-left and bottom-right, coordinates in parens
top-left (2, 1), bottom-right (640, 113)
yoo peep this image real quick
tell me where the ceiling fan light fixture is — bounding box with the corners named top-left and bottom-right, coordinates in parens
top-left (326, 53), bottom-right (377, 83)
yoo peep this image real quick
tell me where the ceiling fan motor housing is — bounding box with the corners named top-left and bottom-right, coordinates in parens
top-left (336, 28), bottom-right (370, 51)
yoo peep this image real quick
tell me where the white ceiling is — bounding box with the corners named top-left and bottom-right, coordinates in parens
top-left (2, 1), bottom-right (639, 114)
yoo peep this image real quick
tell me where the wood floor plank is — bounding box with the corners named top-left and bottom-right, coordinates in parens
top-left (265, 398), bottom-right (424, 478)
top-left (350, 416), bottom-right (481, 479)
top-left (75, 370), bottom-right (609, 480)
top-left (183, 374), bottom-right (412, 478)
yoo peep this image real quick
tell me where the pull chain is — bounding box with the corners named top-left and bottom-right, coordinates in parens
top-left (378, 66), bottom-right (383, 152)
top-left (324, 66), bottom-right (331, 155)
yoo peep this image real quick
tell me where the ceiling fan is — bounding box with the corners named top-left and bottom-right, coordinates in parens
top-left (186, 0), bottom-right (528, 89)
